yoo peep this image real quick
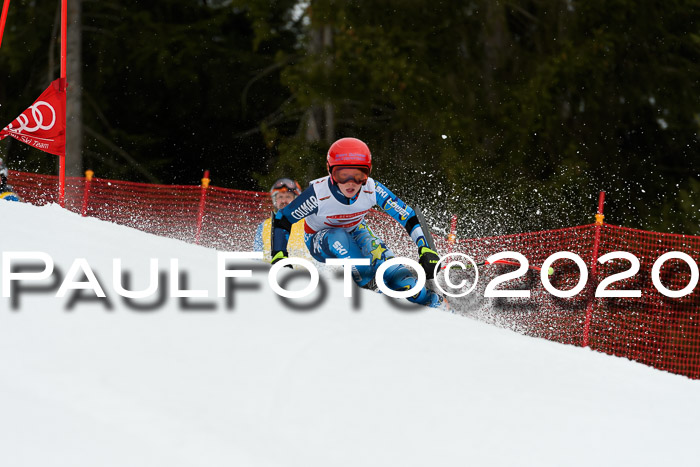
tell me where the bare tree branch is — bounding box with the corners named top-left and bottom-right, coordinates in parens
top-left (84, 125), bottom-right (162, 184)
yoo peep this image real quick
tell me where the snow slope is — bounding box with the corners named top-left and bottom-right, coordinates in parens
top-left (1, 202), bottom-right (699, 467)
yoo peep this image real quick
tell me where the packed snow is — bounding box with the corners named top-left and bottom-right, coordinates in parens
top-left (1, 202), bottom-right (699, 467)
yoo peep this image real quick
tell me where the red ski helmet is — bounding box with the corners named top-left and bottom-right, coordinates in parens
top-left (326, 138), bottom-right (372, 177)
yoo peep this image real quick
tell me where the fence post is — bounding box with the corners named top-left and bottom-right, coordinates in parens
top-left (448, 214), bottom-right (458, 253)
top-left (195, 170), bottom-right (210, 245)
top-left (81, 170), bottom-right (94, 217)
top-left (582, 190), bottom-right (606, 347)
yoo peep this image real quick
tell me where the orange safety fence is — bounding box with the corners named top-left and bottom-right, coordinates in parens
top-left (5, 170), bottom-right (700, 379)
top-left (452, 224), bottom-right (700, 378)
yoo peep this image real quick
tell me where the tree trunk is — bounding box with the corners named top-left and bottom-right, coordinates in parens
top-left (66, 0), bottom-right (82, 178)
top-left (303, 22), bottom-right (334, 144)
top-left (322, 24), bottom-right (334, 143)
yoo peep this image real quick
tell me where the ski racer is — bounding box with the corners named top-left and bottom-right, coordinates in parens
top-left (271, 137), bottom-right (444, 309)
top-left (253, 178), bottom-right (311, 262)
top-left (0, 157), bottom-right (21, 202)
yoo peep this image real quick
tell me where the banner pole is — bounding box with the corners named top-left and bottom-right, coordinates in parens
top-left (582, 190), bottom-right (606, 347)
top-left (58, 0), bottom-right (67, 207)
top-left (81, 169), bottom-right (93, 216)
top-left (195, 170), bottom-right (211, 244)
top-left (0, 0), bottom-right (10, 48)
top-left (448, 214), bottom-right (458, 254)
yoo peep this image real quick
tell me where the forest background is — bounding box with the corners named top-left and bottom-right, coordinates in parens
top-left (1, 0), bottom-right (698, 236)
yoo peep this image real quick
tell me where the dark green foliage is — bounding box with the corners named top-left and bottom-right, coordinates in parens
top-left (0, 0), bottom-right (58, 174)
top-left (79, 0), bottom-right (299, 187)
top-left (270, 0), bottom-right (700, 235)
top-left (1, 0), bottom-right (698, 234)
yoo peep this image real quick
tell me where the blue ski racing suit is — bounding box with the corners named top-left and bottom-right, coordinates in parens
top-left (272, 176), bottom-right (443, 308)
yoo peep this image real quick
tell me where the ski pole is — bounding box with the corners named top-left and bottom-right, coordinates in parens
top-left (441, 258), bottom-right (554, 275)
top-left (412, 207), bottom-right (554, 276)
top-left (413, 205), bottom-right (437, 252)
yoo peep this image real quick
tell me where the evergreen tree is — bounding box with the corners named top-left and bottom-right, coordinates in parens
top-left (1, 0), bottom-right (697, 234)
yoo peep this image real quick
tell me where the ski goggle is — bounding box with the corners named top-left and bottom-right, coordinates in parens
top-left (331, 167), bottom-right (369, 185)
top-left (270, 178), bottom-right (301, 195)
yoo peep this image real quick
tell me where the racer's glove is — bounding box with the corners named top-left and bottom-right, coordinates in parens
top-left (271, 250), bottom-right (293, 269)
top-left (418, 246), bottom-right (439, 280)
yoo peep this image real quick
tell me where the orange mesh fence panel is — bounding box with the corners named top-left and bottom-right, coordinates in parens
top-left (5, 170), bottom-right (699, 378)
top-left (451, 225), bottom-right (596, 345)
top-left (591, 225), bottom-right (700, 378)
top-left (82, 177), bottom-right (202, 242)
top-left (197, 186), bottom-right (270, 252)
top-left (8, 170), bottom-right (60, 205)
top-left (450, 223), bottom-right (699, 378)
top-left (6, 170), bottom-right (438, 258)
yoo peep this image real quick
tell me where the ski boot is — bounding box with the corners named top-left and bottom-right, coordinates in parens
top-left (426, 290), bottom-right (451, 313)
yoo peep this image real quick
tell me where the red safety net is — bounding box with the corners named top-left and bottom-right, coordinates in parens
top-left (591, 226), bottom-right (700, 377)
top-left (451, 225), bottom-right (700, 378)
top-left (5, 170), bottom-right (700, 378)
top-left (451, 225), bottom-right (597, 345)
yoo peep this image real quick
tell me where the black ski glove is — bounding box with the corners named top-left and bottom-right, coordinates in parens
top-left (271, 250), bottom-right (293, 269)
top-left (418, 246), bottom-right (439, 280)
